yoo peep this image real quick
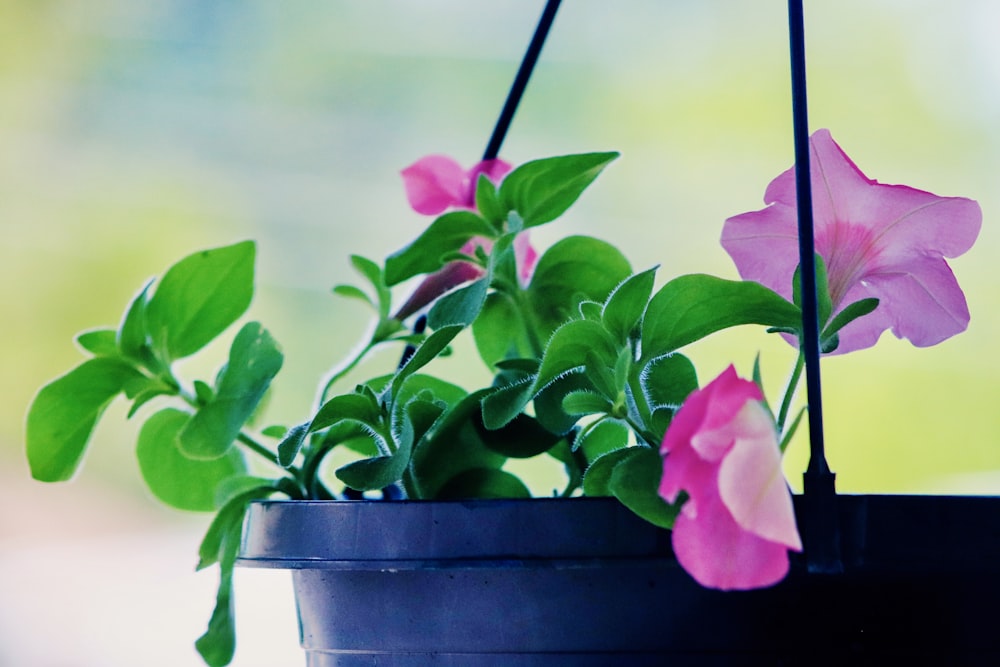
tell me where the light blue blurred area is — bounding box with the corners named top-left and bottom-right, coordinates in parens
top-left (1, 2), bottom-right (999, 663)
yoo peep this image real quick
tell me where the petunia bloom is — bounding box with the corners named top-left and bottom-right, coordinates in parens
top-left (659, 365), bottom-right (802, 591)
top-left (395, 155), bottom-right (538, 320)
top-left (721, 129), bottom-right (981, 354)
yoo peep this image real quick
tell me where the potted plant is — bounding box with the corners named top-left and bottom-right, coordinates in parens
top-left (23, 4), bottom-right (994, 667)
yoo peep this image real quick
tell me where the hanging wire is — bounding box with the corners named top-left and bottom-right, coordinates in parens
top-left (398, 0), bottom-right (563, 371)
top-left (482, 0), bottom-right (563, 161)
top-left (787, 0), bottom-right (842, 574)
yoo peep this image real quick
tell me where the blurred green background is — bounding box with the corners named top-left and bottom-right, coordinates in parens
top-left (1, 1), bottom-right (998, 662)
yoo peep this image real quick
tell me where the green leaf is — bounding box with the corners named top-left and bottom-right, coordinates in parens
top-left (821, 297), bottom-right (880, 352)
top-left (498, 152), bottom-right (619, 228)
top-left (179, 322), bottom-right (283, 459)
top-left (480, 378), bottom-right (536, 431)
top-left (332, 284), bottom-right (375, 310)
top-left (533, 372), bottom-right (595, 435)
top-left (435, 468), bottom-right (531, 499)
top-left (582, 447), bottom-right (636, 497)
top-left (309, 392), bottom-right (382, 434)
top-left (526, 236), bottom-right (632, 339)
top-left (410, 389), bottom-right (507, 499)
top-left (384, 211), bottom-right (496, 286)
top-left (475, 173), bottom-right (505, 227)
top-left (472, 292), bottom-right (533, 368)
top-left (561, 390), bottom-right (613, 416)
top-left (194, 486), bottom-right (276, 667)
top-left (336, 449), bottom-right (408, 492)
top-left (391, 325), bottom-right (462, 398)
top-left (27, 358), bottom-right (144, 482)
top-left (639, 353), bottom-right (698, 437)
top-left (608, 446), bottom-right (678, 529)
top-left (576, 419), bottom-right (630, 461)
top-left (146, 241), bottom-right (255, 361)
top-left (117, 279), bottom-right (153, 361)
top-left (349, 255), bottom-right (392, 319)
top-left (641, 274), bottom-right (801, 362)
top-left (276, 421), bottom-right (310, 467)
top-left (136, 409), bottom-right (248, 512)
top-left (426, 277), bottom-right (489, 329)
top-left (76, 329), bottom-right (119, 357)
top-left (535, 319), bottom-right (618, 391)
top-left (602, 267), bottom-right (658, 344)
top-left (473, 411), bottom-right (562, 458)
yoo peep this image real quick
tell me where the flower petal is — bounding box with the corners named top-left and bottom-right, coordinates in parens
top-left (401, 155), bottom-right (467, 215)
top-left (718, 402), bottom-right (801, 551)
top-left (671, 483), bottom-right (793, 591)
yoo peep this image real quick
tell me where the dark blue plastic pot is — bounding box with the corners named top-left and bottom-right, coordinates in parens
top-left (237, 495), bottom-right (1000, 666)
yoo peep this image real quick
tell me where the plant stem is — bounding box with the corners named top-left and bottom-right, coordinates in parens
top-left (236, 432), bottom-right (280, 467)
top-left (776, 352), bottom-right (805, 435)
top-left (318, 338), bottom-right (378, 406)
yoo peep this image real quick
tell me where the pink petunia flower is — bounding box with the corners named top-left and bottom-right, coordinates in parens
top-left (395, 155), bottom-right (538, 320)
top-left (659, 365), bottom-right (802, 591)
top-left (721, 129), bottom-right (981, 354)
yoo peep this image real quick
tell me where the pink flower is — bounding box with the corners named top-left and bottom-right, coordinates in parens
top-left (402, 155), bottom-right (513, 215)
top-left (659, 366), bottom-right (802, 591)
top-left (721, 129), bottom-right (981, 354)
top-left (395, 155), bottom-right (538, 320)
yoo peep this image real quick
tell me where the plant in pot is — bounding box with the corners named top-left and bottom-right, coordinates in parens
top-left (23, 6), bottom-right (992, 667)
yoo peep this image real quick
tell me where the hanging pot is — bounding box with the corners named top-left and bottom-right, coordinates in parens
top-left (238, 494), bottom-right (1000, 666)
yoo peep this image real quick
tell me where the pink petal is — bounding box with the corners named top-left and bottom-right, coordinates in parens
top-left (401, 155), bottom-right (467, 215)
top-left (688, 366), bottom-right (764, 463)
top-left (514, 233), bottom-right (539, 286)
top-left (863, 256), bottom-right (972, 348)
top-left (717, 402), bottom-right (801, 551)
top-left (671, 482), bottom-right (793, 591)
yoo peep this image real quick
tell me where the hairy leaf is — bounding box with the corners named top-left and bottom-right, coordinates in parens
top-left (498, 152), bottom-right (619, 228)
top-left (180, 322), bottom-right (283, 459)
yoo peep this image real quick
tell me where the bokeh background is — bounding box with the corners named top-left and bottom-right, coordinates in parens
top-left (2, 1), bottom-right (998, 665)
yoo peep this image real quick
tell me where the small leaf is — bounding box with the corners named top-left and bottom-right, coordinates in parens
top-left (535, 319), bottom-right (618, 391)
top-left (602, 267), bottom-right (658, 344)
top-left (146, 241), bottom-right (256, 361)
top-left (426, 277), bottom-right (489, 329)
top-left (821, 297), bottom-right (880, 351)
top-left (533, 371), bottom-right (595, 435)
top-left (475, 173), bottom-right (505, 227)
top-left (480, 378), bottom-right (536, 430)
top-left (136, 408), bottom-right (248, 512)
top-left (179, 322), bottom-right (283, 459)
top-left (582, 447), bottom-right (636, 497)
top-left (576, 419), bottom-right (630, 461)
top-left (498, 152), bottom-right (619, 228)
top-left (435, 468), bottom-right (531, 499)
top-left (349, 255), bottom-right (392, 319)
top-left (391, 325), bottom-right (462, 398)
top-left (561, 390), bottom-right (613, 416)
top-left (76, 329), bottom-right (119, 357)
top-left (276, 422), bottom-right (310, 467)
top-left (384, 211), bottom-right (496, 286)
top-left (27, 358), bottom-right (144, 482)
top-left (608, 446), bottom-right (678, 529)
top-left (117, 279), bottom-right (154, 360)
top-left (641, 274), bottom-right (801, 363)
top-left (332, 284), bottom-right (376, 310)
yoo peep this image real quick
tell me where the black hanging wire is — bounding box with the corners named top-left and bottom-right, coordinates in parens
top-left (787, 0), bottom-right (842, 574)
top-left (398, 0), bottom-right (563, 372)
top-left (483, 0), bottom-right (563, 161)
